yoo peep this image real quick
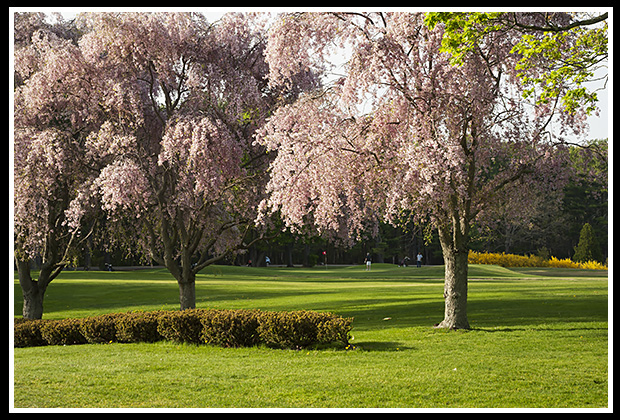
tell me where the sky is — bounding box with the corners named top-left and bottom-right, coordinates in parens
top-left (27, 7), bottom-right (612, 143)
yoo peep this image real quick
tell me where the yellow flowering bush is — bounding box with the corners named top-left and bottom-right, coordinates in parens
top-left (578, 260), bottom-right (608, 270)
top-left (547, 256), bottom-right (580, 269)
top-left (467, 251), bottom-right (545, 267)
top-left (468, 251), bottom-right (607, 270)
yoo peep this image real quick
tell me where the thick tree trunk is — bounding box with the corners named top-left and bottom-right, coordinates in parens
top-left (163, 258), bottom-right (197, 310)
top-left (17, 259), bottom-right (47, 320)
top-left (178, 278), bottom-right (196, 310)
top-left (436, 225), bottom-right (471, 330)
top-left (22, 285), bottom-right (45, 320)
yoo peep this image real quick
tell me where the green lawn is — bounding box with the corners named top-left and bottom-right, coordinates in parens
top-left (12, 264), bottom-right (609, 408)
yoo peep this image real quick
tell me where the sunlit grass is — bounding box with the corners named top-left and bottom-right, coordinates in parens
top-left (13, 264), bottom-right (608, 408)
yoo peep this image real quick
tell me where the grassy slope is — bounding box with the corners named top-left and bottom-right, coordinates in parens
top-left (12, 264), bottom-right (608, 408)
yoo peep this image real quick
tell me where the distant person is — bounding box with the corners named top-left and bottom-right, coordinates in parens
top-left (399, 256), bottom-right (410, 267)
top-left (265, 256), bottom-right (271, 267)
top-left (364, 253), bottom-right (372, 271)
top-left (416, 252), bottom-right (423, 268)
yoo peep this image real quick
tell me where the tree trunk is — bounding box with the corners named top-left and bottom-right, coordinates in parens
top-left (178, 279), bottom-right (196, 310)
top-left (436, 225), bottom-right (470, 330)
top-left (163, 254), bottom-right (197, 310)
top-left (16, 259), bottom-right (46, 320)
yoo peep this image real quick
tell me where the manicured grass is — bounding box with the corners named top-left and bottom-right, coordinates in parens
top-left (12, 264), bottom-right (608, 408)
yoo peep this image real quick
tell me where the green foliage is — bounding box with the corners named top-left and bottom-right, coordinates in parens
top-left (573, 223), bottom-right (603, 263)
top-left (425, 12), bottom-right (608, 114)
top-left (157, 309), bottom-right (206, 344)
top-left (512, 28), bottom-right (606, 114)
top-left (13, 308), bottom-right (353, 350)
top-left (80, 313), bottom-right (123, 344)
top-left (424, 12), bottom-right (503, 66)
top-left (257, 310), bottom-right (352, 349)
top-left (114, 311), bottom-right (163, 343)
top-left (13, 319), bottom-right (49, 348)
top-left (39, 318), bottom-right (87, 346)
top-left (200, 309), bottom-right (262, 348)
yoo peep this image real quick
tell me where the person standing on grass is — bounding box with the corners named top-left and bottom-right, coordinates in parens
top-left (364, 253), bottom-right (372, 271)
top-left (416, 252), bottom-right (423, 268)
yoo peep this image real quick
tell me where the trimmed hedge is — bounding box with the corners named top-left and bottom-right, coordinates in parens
top-left (13, 309), bottom-right (353, 349)
top-left (80, 313), bottom-right (123, 344)
top-left (14, 318), bottom-right (49, 348)
top-left (201, 309), bottom-right (262, 348)
top-left (115, 311), bottom-right (163, 343)
top-left (157, 309), bottom-right (206, 344)
top-left (40, 318), bottom-right (87, 346)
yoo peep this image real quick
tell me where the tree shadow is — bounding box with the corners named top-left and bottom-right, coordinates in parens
top-left (472, 326), bottom-right (608, 333)
top-left (351, 341), bottom-right (415, 352)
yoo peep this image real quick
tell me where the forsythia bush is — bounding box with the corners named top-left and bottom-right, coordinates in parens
top-left (14, 309), bottom-right (353, 349)
top-left (468, 250), bottom-right (607, 270)
top-left (577, 259), bottom-right (608, 270)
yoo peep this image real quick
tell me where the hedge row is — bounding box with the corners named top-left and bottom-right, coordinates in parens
top-left (468, 250), bottom-right (608, 270)
top-left (14, 309), bottom-right (353, 349)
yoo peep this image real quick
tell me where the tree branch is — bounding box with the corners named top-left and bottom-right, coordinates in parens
top-left (509, 12), bottom-right (607, 33)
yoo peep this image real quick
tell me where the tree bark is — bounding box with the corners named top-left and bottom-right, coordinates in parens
top-left (178, 277), bottom-right (196, 310)
top-left (16, 259), bottom-right (47, 320)
top-left (435, 225), bottom-right (471, 330)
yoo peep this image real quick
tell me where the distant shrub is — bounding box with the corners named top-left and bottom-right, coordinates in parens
top-left (468, 250), bottom-right (545, 268)
top-left (469, 250), bottom-right (607, 270)
top-left (578, 260), bottom-right (608, 270)
top-left (573, 223), bottom-right (603, 263)
top-left (547, 256), bottom-right (580, 269)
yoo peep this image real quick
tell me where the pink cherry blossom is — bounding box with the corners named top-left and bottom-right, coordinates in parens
top-left (76, 12), bottom-right (283, 310)
top-left (258, 12), bottom-right (580, 329)
top-left (14, 12), bottom-right (293, 314)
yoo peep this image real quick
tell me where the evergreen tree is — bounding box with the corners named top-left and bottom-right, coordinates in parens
top-left (573, 223), bottom-right (603, 263)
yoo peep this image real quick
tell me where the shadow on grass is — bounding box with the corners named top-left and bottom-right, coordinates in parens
top-left (351, 341), bottom-right (415, 352)
top-left (472, 326), bottom-right (608, 333)
top-left (14, 268), bottom-right (608, 356)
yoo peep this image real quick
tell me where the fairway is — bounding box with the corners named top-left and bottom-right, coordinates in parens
top-left (12, 264), bottom-right (608, 408)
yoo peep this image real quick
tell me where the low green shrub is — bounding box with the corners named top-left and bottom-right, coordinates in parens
top-left (258, 310), bottom-right (318, 349)
top-left (14, 319), bottom-right (49, 348)
top-left (317, 314), bottom-right (353, 346)
top-left (13, 309), bottom-right (354, 350)
top-left (157, 309), bottom-right (205, 344)
top-left (201, 309), bottom-right (262, 348)
top-left (40, 318), bottom-right (88, 346)
top-left (115, 311), bottom-right (163, 343)
top-left (80, 313), bottom-right (123, 344)
top-left (257, 310), bottom-right (352, 349)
